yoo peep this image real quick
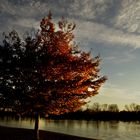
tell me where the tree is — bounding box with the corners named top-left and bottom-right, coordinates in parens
top-left (125, 103), bottom-right (140, 112)
top-left (101, 104), bottom-right (108, 112)
top-left (91, 102), bottom-right (101, 112)
top-left (108, 104), bottom-right (119, 112)
top-left (0, 13), bottom-right (107, 140)
top-left (124, 104), bottom-right (130, 112)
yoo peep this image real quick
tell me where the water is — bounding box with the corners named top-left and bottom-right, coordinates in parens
top-left (0, 117), bottom-right (140, 140)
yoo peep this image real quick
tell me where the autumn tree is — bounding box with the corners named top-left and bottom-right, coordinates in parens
top-left (0, 13), bottom-right (106, 140)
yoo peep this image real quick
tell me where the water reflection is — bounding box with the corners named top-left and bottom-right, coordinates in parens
top-left (0, 117), bottom-right (140, 140)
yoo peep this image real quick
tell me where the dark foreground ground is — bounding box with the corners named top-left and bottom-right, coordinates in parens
top-left (0, 126), bottom-right (97, 140)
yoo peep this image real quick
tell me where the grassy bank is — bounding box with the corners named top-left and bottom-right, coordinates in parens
top-left (0, 126), bottom-right (97, 140)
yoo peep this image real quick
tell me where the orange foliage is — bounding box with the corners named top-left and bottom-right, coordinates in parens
top-left (33, 13), bottom-right (107, 115)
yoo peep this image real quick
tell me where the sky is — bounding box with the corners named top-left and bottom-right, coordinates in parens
top-left (0, 0), bottom-right (140, 110)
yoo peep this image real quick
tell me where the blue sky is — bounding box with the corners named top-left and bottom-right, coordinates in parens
top-left (0, 0), bottom-right (140, 109)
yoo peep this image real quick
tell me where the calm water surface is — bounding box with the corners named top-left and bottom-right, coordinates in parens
top-left (0, 117), bottom-right (140, 140)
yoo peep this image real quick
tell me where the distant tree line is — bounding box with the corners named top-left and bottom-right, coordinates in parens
top-left (48, 103), bottom-right (140, 121)
top-left (0, 102), bottom-right (140, 121)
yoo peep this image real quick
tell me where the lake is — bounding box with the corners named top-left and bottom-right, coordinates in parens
top-left (0, 117), bottom-right (140, 140)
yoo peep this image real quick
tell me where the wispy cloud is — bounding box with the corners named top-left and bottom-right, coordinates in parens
top-left (114, 0), bottom-right (140, 34)
top-left (0, 0), bottom-right (140, 49)
top-left (103, 48), bottom-right (136, 63)
top-left (67, 0), bottom-right (140, 48)
top-left (75, 20), bottom-right (140, 49)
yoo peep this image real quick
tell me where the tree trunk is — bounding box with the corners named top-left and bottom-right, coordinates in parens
top-left (34, 112), bottom-right (39, 140)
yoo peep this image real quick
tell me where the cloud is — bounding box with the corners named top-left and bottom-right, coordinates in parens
top-left (103, 48), bottom-right (136, 63)
top-left (74, 20), bottom-right (140, 49)
top-left (114, 0), bottom-right (140, 34)
top-left (68, 0), bottom-right (140, 49)
top-left (12, 18), bottom-right (39, 29)
top-left (68, 0), bottom-right (122, 24)
top-left (0, 0), bottom-right (140, 49)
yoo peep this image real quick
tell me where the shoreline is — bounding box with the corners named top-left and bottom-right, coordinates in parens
top-left (0, 126), bottom-right (98, 140)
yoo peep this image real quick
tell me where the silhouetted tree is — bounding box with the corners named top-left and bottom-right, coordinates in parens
top-left (108, 104), bottom-right (119, 112)
top-left (92, 102), bottom-right (101, 112)
top-left (124, 104), bottom-right (130, 112)
top-left (125, 103), bottom-right (140, 112)
top-left (135, 105), bottom-right (140, 112)
top-left (101, 104), bottom-right (108, 111)
top-left (0, 13), bottom-right (106, 140)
